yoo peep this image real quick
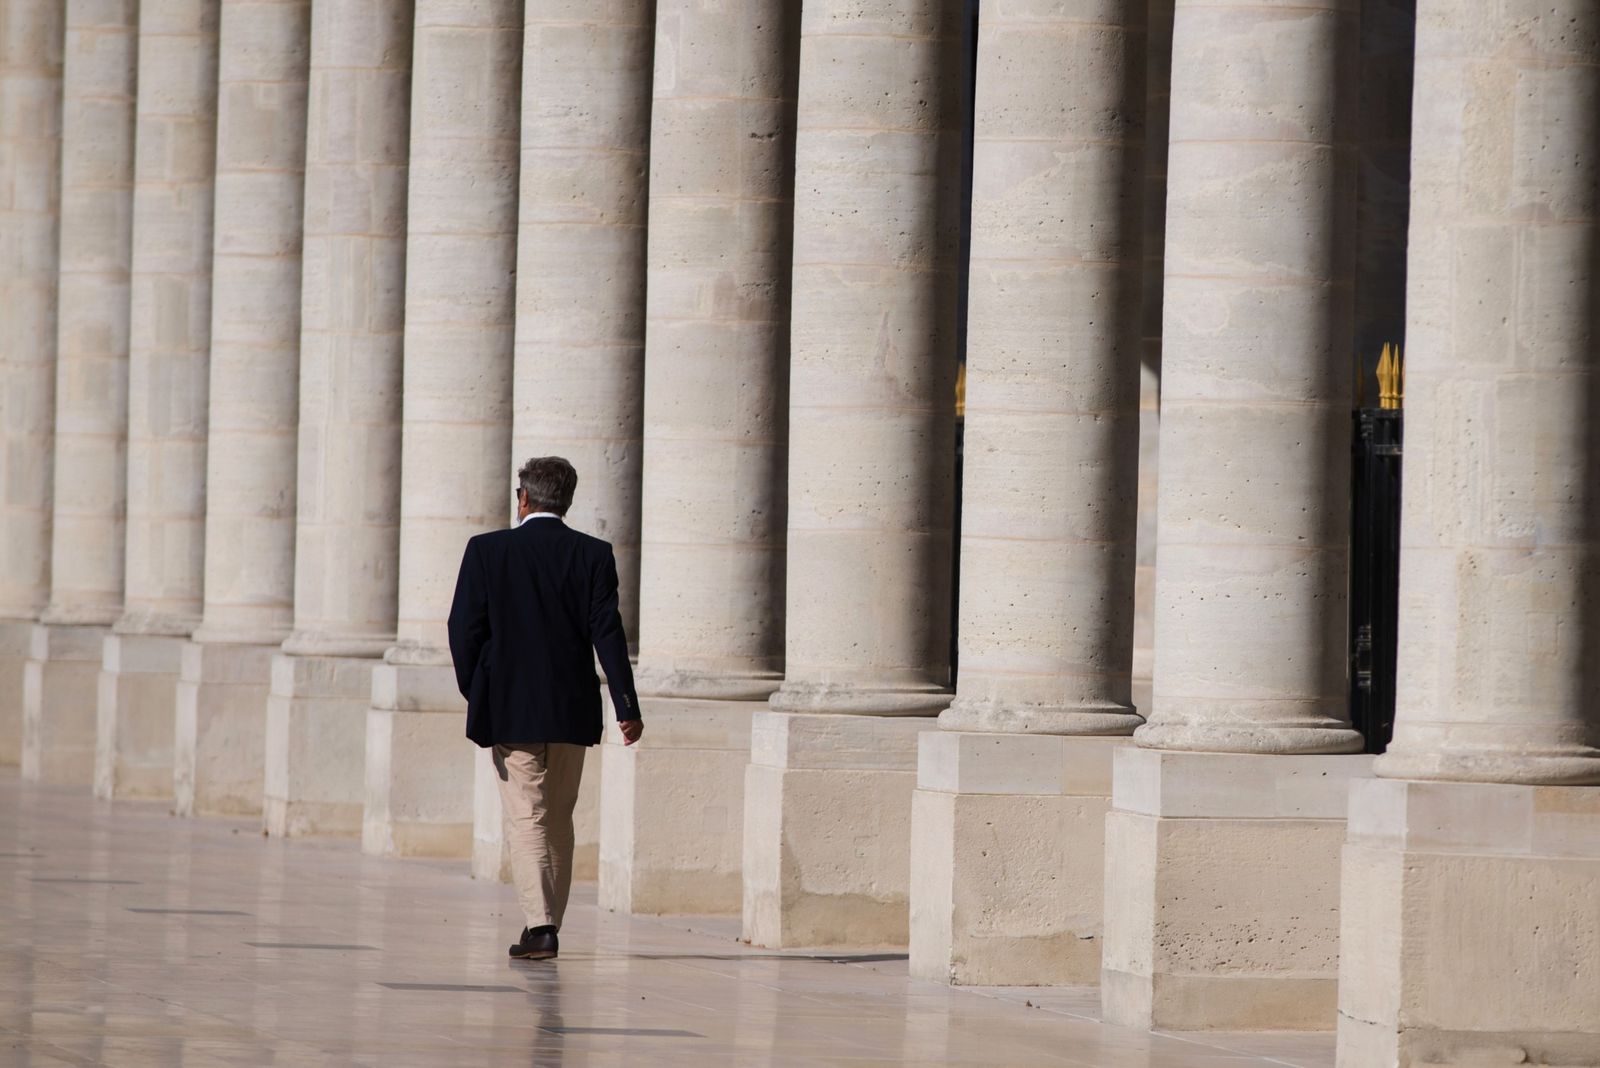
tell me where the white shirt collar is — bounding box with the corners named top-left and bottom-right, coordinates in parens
top-left (518, 512), bottom-right (562, 526)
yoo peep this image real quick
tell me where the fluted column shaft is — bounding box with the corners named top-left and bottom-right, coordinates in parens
top-left (43, 0), bottom-right (138, 627)
top-left (513, 0), bottom-right (653, 643)
top-left (193, 0), bottom-right (310, 646)
top-left (939, 1), bottom-right (1146, 736)
top-left (0, 0), bottom-right (65, 622)
top-left (769, 1), bottom-right (964, 716)
top-left (119, 0), bottom-right (220, 637)
top-left (284, 0), bottom-right (410, 659)
top-left (1135, 0), bottom-right (1362, 754)
top-left (390, 0), bottom-right (520, 664)
top-left (634, 0), bottom-right (796, 699)
top-left (1376, 0), bottom-right (1600, 786)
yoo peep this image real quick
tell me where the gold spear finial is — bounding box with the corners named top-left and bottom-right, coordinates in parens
top-left (1377, 343), bottom-right (1399, 410)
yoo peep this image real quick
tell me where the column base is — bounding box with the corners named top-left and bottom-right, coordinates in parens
top-left (263, 653), bottom-right (375, 837)
top-left (174, 642), bottom-right (273, 817)
top-left (22, 624), bottom-right (105, 785)
top-left (363, 663), bottom-right (473, 858)
top-left (1338, 778), bottom-right (1600, 1068)
top-left (742, 711), bottom-right (936, 948)
top-left (0, 619), bottom-right (33, 764)
top-left (910, 732), bottom-right (1133, 986)
top-left (598, 697), bottom-right (754, 915)
top-left (95, 634), bottom-right (182, 800)
top-left (471, 743), bottom-right (603, 883)
top-left (1101, 747), bottom-right (1374, 1031)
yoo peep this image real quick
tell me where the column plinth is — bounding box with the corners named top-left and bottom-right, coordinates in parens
top-left (21, 624), bottom-right (102, 785)
top-left (1337, 780), bottom-right (1600, 1064)
top-left (599, 698), bottom-right (753, 915)
top-left (264, 653), bottom-right (371, 837)
top-left (95, 633), bottom-right (181, 799)
top-left (911, 733), bottom-right (1132, 986)
top-left (1102, 747), bottom-right (1374, 1031)
top-left (743, 711), bottom-right (935, 948)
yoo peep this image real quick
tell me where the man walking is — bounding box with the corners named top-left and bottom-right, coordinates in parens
top-left (448, 456), bottom-right (643, 961)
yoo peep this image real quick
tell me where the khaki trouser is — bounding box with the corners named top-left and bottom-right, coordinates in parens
top-left (493, 742), bottom-right (586, 930)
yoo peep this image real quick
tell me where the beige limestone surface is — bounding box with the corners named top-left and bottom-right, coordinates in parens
top-left (598, 699), bottom-right (754, 916)
top-left (192, 0), bottom-right (309, 649)
top-left (21, 623), bottom-right (100, 784)
top-left (117, 0), bottom-right (219, 639)
top-left (95, 633), bottom-right (180, 799)
top-left (1101, 747), bottom-right (1373, 1031)
top-left (270, 0), bottom-right (412, 838)
top-left (364, 664), bottom-right (475, 858)
top-left (1137, 0), bottom-right (1362, 755)
top-left (1376, 0), bottom-right (1600, 787)
top-left (911, 733), bottom-right (1131, 987)
top-left (263, 652), bottom-right (370, 837)
top-left (388, 0), bottom-right (518, 666)
top-left (743, 711), bottom-right (934, 948)
top-left (768, 0), bottom-right (963, 717)
top-left (26, 0), bottom-right (140, 784)
top-left (173, 641), bottom-right (269, 816)
top-left (1337, 778), bottom-right (1600, 1066)
top-left (512, 0), bottom-right (653, 645)
top-left (939, 0), bottom-right (1145, 738)
top-left (0, 0), bottom-right (64, 630)
top-left (285, 0), bottom-right (409, 660)
top-left (364, 0), bottom-right (521, 858)
top-left (44, 0), bottom-right (137, 631)
top-left (633, 0), bottom-right (795, 702)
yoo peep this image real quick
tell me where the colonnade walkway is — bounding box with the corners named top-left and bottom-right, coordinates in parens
top-left (0, 769), bottom-right (1333, 1067)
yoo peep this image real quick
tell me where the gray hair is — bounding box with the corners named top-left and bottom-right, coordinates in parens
top-left (517, 456), bottom-right (578, 516)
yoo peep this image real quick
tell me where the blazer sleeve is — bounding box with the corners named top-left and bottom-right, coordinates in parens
top-left (447, 537), bottom-right (490, 698)
top-left (589, 544), bottom-right (640, 721)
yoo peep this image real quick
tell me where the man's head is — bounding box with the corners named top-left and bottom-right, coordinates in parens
top-left (516, 456), bottom-right (578, 520)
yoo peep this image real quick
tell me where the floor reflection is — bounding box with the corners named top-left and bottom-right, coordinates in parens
top-left (0, 769), bottom-right (1335, 1066)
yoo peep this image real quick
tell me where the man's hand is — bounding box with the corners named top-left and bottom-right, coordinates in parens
top-left (619, 719), bottom-right (643, 746)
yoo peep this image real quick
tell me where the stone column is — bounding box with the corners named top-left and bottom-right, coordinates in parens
top-left (365, 0), bottom-right (519, 859)
top-left (96, 0), bottom-right (219, 801)
top-left (1338, 3), bottom-right (1600, 1061)
top-left (263, 0), bottom-right (410, 840)
top-left (1099, 0), bottom-right (1373, 1031)
top-left (471, 0), bottom-right (652, 884)
top-left (742, 1), bottom-right (964, 949)
top-left (0, 0), bottom-right (65, 768)
top-left (172, 0), bottom-right (311, 819)
top-left (596, 0), bottom-right (797, 918)
top-left (21, 0), bottom-right (133, 786)
top-left (909, 0), bottom-right (1145, 986)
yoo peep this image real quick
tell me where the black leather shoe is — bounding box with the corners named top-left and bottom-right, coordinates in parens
top-left (509, 925), bottom-right (558, 960)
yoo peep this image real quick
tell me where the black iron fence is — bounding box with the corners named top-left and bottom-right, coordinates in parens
top-left (1348, 345), bottom-right (1404, 753)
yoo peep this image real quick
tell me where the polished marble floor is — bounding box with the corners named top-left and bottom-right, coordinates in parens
top-left (0, 769), bottom-right (1335, 1066)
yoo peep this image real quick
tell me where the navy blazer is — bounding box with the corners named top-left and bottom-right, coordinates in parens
top-left (447, 518), bottom-right (640, 747)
